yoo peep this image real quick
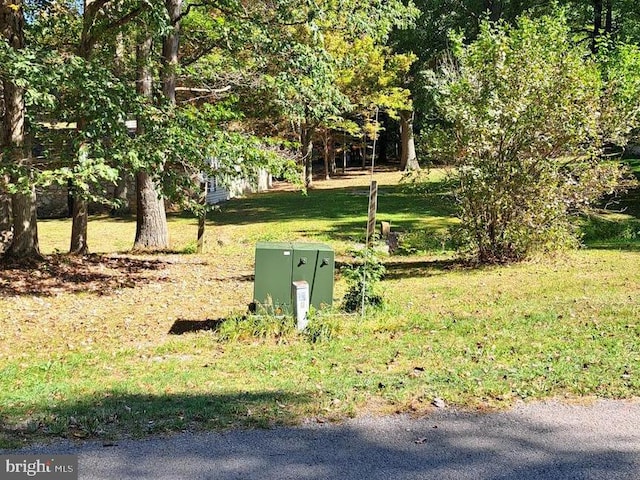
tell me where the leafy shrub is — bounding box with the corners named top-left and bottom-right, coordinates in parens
top-left (179, 241), bottom-right (198, 254)
top-left (426, 14), bottom-right (629, 263)
top-left (341, 248), bottom-right (386, 312)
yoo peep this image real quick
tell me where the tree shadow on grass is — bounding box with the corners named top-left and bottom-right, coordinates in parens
top-left (0, 254), bottom-right (169, 297)
top-left (168, 318), bottom-right (227, 335)
top-left (213, 183), bottom-right (453, 229)
top-left (0, 390), bottom-right (315, 449)
top-left (383, 258), bottom-right (469, 280)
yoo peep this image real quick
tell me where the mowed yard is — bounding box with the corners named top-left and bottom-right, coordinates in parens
top-left (0, 168), bottom-right (639, 448)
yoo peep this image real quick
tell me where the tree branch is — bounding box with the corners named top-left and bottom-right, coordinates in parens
top-left (176, 85), bottom-right (231, 94)
top-left (102, 6), bottom-right (145, 35)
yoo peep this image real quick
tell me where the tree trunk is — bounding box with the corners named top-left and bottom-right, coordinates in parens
top-left (69, 195), bottom-right (88, 254)
top-left (111, 31), bottom-right (134, 218)
top-left (377, 112), bottom-right (389, 164)
top-left (134, 33), bottom-right (169, 250)
top-left (483, 0), bottom-right (502, 22)
top-left (400, 110), bottom-right (420, 171)
top-left (162, 0), bottom-right (182, 104)
top-left (9, 188), bottom-right (40, 259)
top-left (322, 128), bottom-right (331, 180)
top-left (69, 0), bottom-right (95, 254)
top-left (592, 0), bottom-right (603, 53)
top-left (1, 0), bottom-right (41, 260)
top-left (134, 171), bottom-right (169, 249)
top-left (69, 132), bottom-right (90, 252)
top-left (300, 122), bottom-right (315, 188)
top-left (111, 173), bottom-right (134, 216)
top-left (0, 188), bottom-right (12, 254)
top-left (604, 0), bottom-right (613, 35)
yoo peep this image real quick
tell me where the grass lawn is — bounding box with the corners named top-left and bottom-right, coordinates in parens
top-left (1, 168), bottom-right (639, 448)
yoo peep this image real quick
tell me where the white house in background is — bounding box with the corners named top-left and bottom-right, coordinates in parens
top-left (205, 162), bottom-right (273, 205)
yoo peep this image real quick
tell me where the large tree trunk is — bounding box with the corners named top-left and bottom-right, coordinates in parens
top-left (135, 171), bottom-right (169, 249)
top-left (400, 110), bottom-right (420, 171)
top-left (134, 33), bottom-right (169, 250)
top-left (9, 188), bottom-right (40, 258)
top-left (1, 0), bottom-right (41, 260)
top-left (300, 121), bottom-right (315, 188)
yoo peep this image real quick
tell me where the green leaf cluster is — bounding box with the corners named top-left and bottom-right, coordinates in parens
top-left (426, 14), bottom-right (631, 263)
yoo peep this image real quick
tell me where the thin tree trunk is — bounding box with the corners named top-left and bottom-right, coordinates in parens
top-left (604, 0), bottom-right (613, 35)
top-left (69, 0), bottom-right (95, 254)
top-left (301, 121), bottom-right (315, 188)
top-left (111, 31), bottom-right (134, 217)
top-left (592, 0), bottom-right (603, 53)
top-left (69, 133), bottom-right (90, 254)
top-left (330, 143), bottom-right (336, 176)
top-left (134, 33), bottom-right (169, 250)
top-left (400, 110), bottom-right (420, 171)
top-left (69, 193), bottom-right (88, 254)
top-left (162, 0), bottom-right (181, 104)
top-left (484, 0), bottom-right (502, 22)
top-left (377, 112), bottom-right (389, 164)
top-left (322, 128), bottom-right (331, 180)
top-left (1, 0), bottom-right (41, 260)
top-left (111, 173), bottom-right (133, 216)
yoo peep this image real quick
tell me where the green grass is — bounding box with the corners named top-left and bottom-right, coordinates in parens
top-left (1, 168), bottom-right (639, 448)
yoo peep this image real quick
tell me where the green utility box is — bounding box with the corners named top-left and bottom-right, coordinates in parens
top-left (253, 242), bottom-right (335, 314)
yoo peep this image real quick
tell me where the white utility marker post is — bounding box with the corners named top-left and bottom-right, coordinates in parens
top-left (292, 280), bottom-right (310, 331)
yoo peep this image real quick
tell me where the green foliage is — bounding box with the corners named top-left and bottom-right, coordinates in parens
top-left (302, 308), bottom-right (342, 343)
top-left (599, 43), bottom-right (640, 146)
top-left (217, 314), bottom-right (295, 342)
top-left (396, 229), bottom-right (452, 255)
top-left (341, 248), bottom-right (386, 312)
top-left (580, 215), bottom-right (640, 245)
top-left (125, 101), bottom-right (300, 216)
top-left (426, 14), bottom-right (629, 263)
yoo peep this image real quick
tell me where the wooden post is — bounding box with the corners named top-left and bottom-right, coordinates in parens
top-left (366, 181), bottom-right (378, 247)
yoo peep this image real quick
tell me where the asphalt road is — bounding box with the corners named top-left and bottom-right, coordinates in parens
top-left (6, 399), bottom-right (640, 479)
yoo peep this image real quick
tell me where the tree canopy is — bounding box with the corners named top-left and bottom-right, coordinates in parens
top-left (1, 0), bottom-right (639, 263)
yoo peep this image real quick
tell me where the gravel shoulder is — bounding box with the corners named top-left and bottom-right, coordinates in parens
top-left (4, 398), bottom-right (640, 480)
